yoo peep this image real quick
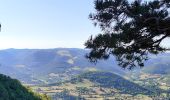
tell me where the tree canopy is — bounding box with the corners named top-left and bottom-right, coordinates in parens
top-left (0, 74), bottom-right (50, 100)
top-left (85, 0), bottom-right (170, 69)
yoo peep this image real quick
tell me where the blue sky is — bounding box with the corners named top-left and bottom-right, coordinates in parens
top-left (0, 0), bottom-right (169, 49)
top-left (0, 0), bottom-right (100, 49)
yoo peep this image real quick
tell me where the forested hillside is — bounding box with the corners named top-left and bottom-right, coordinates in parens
top-left (0, 74), bottom-right (50, 100)
top-left (33, 71), bottom-right (170, 100)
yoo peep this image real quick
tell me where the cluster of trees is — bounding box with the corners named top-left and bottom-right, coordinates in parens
top-left (85, 0), bottom-right (170, 69)
top-left (52, 89), bottom-right (85, 100)
top-left (80, 71), bottom-right (153, 95)
top-left (0, 74), bottom-right (50, 100)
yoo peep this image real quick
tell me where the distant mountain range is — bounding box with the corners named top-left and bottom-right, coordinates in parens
top-left (0, 48), bottom-right (170, 99)
top-left (0, 48), bottom-right (125, 85)
top-left (0, 48), bottom-right (169, 85)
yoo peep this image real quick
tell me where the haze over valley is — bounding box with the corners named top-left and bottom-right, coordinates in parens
top-left (0, 48), bottom-right (170, 99)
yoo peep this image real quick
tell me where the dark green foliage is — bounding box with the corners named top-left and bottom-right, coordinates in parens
top-left (76, 87), bottom-right (90, 95)
top-left (0, 74), bottom-right (49, 100)
top-left (85, 0), bottom-right (170, 69)
top-left (52, 89), bottom-right (85, 100)
top-left (75, 71), bottom-right (154, 95)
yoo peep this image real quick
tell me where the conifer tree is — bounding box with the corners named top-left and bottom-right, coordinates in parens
top-left (85, 0), bottom-right (170, 69)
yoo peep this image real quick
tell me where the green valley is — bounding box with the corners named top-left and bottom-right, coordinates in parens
top-left (31, 71), bottom-right (170, 100)
top-left (0, 49), bottom-right (170, 100)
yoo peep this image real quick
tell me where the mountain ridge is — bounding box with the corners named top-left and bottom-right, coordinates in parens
top-left (0, 48), bottom-right (169, 85)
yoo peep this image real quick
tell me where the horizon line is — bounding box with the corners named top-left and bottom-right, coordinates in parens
top-left (0, 47), bottom-right (87, 50)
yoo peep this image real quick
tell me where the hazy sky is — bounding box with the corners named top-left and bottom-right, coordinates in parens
top-left (0, 0), bottom-right (169, 49)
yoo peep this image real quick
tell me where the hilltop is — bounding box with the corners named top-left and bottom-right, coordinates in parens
top-left (33, 71), bottom-right (161, 100)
